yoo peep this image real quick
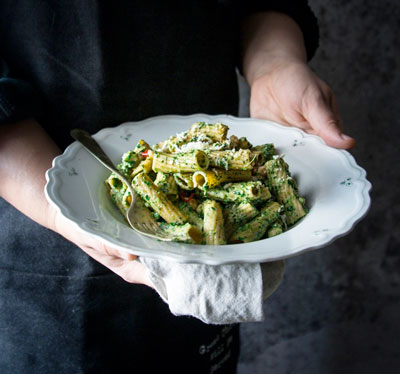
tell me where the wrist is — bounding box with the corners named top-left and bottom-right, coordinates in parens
top-left (241, 12), bottom-right (308, 86)
top-left (246, 55), bottom-right (307, 86)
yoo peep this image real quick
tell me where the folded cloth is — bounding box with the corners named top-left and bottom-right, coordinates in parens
top-left (139, 258), bottom-right (285, 325)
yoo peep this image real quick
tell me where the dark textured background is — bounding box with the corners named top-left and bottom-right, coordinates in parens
top-left (237, 1), bottom-right (400, 373)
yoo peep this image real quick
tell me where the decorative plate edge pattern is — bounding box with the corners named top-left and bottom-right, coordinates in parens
top-left (44, 114), bottom-right (372, 264)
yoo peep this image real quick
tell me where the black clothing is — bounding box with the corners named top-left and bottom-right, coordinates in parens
top-left (0, 1), bottom-right (318, 373)
top-left (0, 1), bottom-right (319, 138)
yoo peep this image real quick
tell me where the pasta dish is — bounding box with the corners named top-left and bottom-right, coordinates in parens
top-left (105, 122), bottom-right (307, 244)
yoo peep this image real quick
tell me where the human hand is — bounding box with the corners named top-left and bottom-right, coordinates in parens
top-left (0, 119), bottom-right (152, 287)
top-left (248, 58), bottom-right (355, 149)
top-left (52, 208), bottom-right (153, 287)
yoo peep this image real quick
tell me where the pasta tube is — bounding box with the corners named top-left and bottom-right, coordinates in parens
top-left (252, 184), bottom-right (272, 204)
top-left (130, 155), bottom-right (153, 179)
top-left (187, 122), bottom-right (228, 142)
top-left (105, 182), bottom-right (127, 214)
top-left (223, 203), bottom-right (259, 238)
top-left (116, 140), bottom-right (152, 177)
top-left (105, 181), bottom-right (158, 223)
top-left (160, 222), bottom-right (203, 244)
top-left (176, 202), bottom-right (204, 231)
top-left (202, 200), bottom-right (226, 245)
top-left (251, 143), bottom-right (276, 161)
top-left (117, 150), bottom-right (140, 176)
top-left (206, 149), bottom-right (255, 170)
top-left (238, 137), bottom-right (252, 149)
top-left (199, 181), bottom-right (265, 203)
top-left (174, 173), bottom-right (195, 190)
top-left (132, 173), bottom-right (187, 224)
top-left (154, 172), bottom-right (178, 197)
top-left (193, 168), bottom-right (251, 189)
top-left (106, 174), bottom-right (126, 192)
top-left (105, 174), bottom-right (133, 212)
top-left (122, 188), bottom-right (133, 208)
top-left (267, 221), bottom-right (284, 238)
top-left (265, 157), bottom-right (307, 225)
top-left (133, 139), bottom-right (151, 155)
top-left (230, 201), bottom-right (282, 243)
top-left (152, 150), bottom-right (209, 173)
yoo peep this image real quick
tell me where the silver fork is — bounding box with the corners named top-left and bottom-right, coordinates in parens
top-left (70, 129), bottom-right (173, 241)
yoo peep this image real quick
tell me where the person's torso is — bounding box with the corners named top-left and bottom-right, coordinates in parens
top-left (0, 0), bottom-right (240, 149)
top-left (0, 2), bottom-right (241, 372)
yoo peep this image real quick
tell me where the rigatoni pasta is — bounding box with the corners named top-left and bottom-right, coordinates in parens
top-left (223, 202), bottom-right (259, 239)
top-left (206, 149), bottom-right (254, 170)
top-left (265, 157), bottom-right (307, 226)
top-left (193, 169), bottom-right (251, 189)
top-left (230, 201), bottom-right (282, 243)
top-left (187, 122), bottom-right (228, 142)
top-left (198, 181), bottom-right (265, 203)
top-left (105, 122), bottom-right (308, 244)
top-left (154, 172), bottom-right (178, 198)
top-left (152, 150), bottom-right (209, 173)
top-left (132, 172), bottom-right (187, 224)
top-left (202, 200), bottom-right (226, 245)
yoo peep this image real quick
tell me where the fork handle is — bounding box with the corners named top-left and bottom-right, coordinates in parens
top-left (70, 129), bottom-right (131, 186)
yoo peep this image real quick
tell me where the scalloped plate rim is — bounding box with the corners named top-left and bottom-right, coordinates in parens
top-left (45, 114), bottom-right (372, 265)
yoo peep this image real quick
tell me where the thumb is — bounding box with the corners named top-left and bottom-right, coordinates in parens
top-left (304, 95), bottom-right (355, 149)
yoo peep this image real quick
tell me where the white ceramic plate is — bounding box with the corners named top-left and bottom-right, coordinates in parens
top-left (45, 114), bottom-right (371, 265)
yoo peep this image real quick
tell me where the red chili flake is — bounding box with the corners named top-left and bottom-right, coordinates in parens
top-left (179, 190), bottom-right (195, 202)
top-left (140, 149), bottom-right (150, 159)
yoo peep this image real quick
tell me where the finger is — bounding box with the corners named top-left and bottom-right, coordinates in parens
top-left (124, 259), bottom-right (154, 288)
top-left (103, 246), bottom-right (137, 261)
top-left (80, 244), bottom-right (136, 265)
top-left (81, 245), bottom-right (152, 286)
top-left (83, 242), bottom-right (137, 262)
top-left (329, 93), bottom-right (344, 132)
top-left (250, 102), bottom-right (294, 128)
top-left (109, 257), bottom-right (153, 286)
top-left (303, 93), bottom-right (355, 149)
top-left (250, 92), bottom-right (315, 132)
top-left (252, 106), bottom-right (316, 135)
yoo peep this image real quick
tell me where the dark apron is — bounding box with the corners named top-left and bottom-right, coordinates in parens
top-left (0, 201), bottom-right (240, 373)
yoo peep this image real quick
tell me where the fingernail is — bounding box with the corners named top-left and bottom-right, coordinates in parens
top-left (340, 133), bottom-right (356, 148)
top-left (341, 133), bottom-right (354, 141)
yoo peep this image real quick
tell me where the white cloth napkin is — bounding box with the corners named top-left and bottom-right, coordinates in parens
top-left (139, 258), bottom-right (285, 325)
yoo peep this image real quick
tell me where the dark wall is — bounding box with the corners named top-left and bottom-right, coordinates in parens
top-left (238, 1), bottom-right (400, 373)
